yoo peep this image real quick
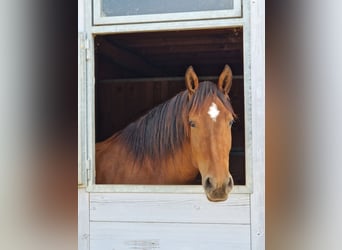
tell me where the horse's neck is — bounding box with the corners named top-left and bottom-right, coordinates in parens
top-left (158, 141), bottom-right (198, 184)
top-left (116, 139), bottom-right (198, 184)
top-left (96, 135), bottom-right (198, 184)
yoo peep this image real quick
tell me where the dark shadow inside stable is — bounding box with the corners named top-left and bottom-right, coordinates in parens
top-left (95, 28), bottom-right (245, 185)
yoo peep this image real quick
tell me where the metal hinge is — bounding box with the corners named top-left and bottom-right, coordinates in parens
top-left (86, 159), bottom-right (91, 185)
top-left (79, 32), bottom-right (91, 61)
top-left (84, 37), bottom-right (91, 61)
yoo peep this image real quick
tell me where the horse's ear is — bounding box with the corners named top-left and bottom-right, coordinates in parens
top-left (185, 66), bottom-right (199, 95)
top-left (218, 65), bottom-right (233, 95)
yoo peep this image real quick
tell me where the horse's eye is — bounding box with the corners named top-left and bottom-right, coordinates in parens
top-left (229, 120), bottom-right (235, 127)
top-left (189, 120), bottom-right (196, 128)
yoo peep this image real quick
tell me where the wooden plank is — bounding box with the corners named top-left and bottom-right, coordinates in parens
top-left (78, 188), bottom-right (90, 250)
top-left (91, 18), bottom-right (245, 34)
top-left (98, 76), bottom-right (244, 84)
top-left (87, 183), bottom-right (251, 194)
top-left (90, 221), bottom-right (250, 250)
top-left (135, 43), bottom-right (242, 55)
top-left (96, 37), bottom-right (162, 76)
top-left (108, 29), bottom-right (243, 48)
top-left (85, 0), bottom-right (97, 187)
top-left (78, 32), bottom-right (87, 186)
top-left (90, 193), bottom-right (250, 224)
top-left (250, 0), bottom-right (265, 249)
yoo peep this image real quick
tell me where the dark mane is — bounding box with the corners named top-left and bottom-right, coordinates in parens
top-left (116, 81), bottom-right (235, 165)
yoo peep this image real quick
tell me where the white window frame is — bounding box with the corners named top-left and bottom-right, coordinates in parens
top-left (80, 0), bottom-right (253, 195)
top-left (93, 0), bottom-right (242, 25)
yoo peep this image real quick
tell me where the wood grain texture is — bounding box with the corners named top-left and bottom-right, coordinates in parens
top-left (90, 221), bottom-right (250, 250)
top-left (250, 0), bottom-right (265, 248)
top-left (79, 188), bottom-right (90, 250)
top-left (90, 193), bottom-right (250, 224)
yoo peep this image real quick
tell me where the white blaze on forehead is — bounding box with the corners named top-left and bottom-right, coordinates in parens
top-left (208, 102), bottom-right (220, 122)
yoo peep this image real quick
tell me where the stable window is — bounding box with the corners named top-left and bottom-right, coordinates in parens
top-left (79, 0), bottom-right (253, 194)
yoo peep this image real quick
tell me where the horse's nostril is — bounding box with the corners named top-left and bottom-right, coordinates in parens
top-left (227, 176), bottom-right (234, 189)
top-left (205, 177), bottom-right (213, 190)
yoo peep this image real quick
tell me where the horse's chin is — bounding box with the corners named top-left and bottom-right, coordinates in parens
top-left (205, 192), bottom-right (229, 202)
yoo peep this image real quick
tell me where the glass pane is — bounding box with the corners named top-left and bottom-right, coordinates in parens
top-left (102, 0), bottom-right (234, 17)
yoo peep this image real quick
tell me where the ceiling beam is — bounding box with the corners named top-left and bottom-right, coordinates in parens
top-left (96, 36), bottom-right (163, 76)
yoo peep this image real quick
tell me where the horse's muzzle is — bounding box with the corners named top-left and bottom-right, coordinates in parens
top-left (203, 175), bottom-right (234, 202)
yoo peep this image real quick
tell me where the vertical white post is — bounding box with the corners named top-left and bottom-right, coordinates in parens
top-left (78, 188), bottom-right (90, 250)
top-left (250, 0), bottom-right (265, 249)
top-left (79, 1), bottom-right (90, 249)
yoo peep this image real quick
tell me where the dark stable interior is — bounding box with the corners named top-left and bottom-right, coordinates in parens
top-left (95, 28), bottom-right (245, 185)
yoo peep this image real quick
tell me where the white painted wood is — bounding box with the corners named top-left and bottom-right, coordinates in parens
top-left (90, 193), bottom-right (250, 224)
top-left (85, 0), bottom-right (97, 187)
top-left (87, 184), bottom-right (250, 194)
top-left (86, 0), bottom-right (253, 194)
top-left (91, 18), bottom-right (245, 34)
top-left (78, 32), bottom-right (85, 186)
top-left (250, 0), bottom-right (265, 249)
top-left (90, 222), bottom-right (250, 250)
top-left (78, 31), bottom-right (89, 186)
top-left (93, 0), bottom-right (241, 25)
top-left (78, 0), bottom-right (88, 186)
top-left (78, 0), bottom-right (85, 31)
top-left (86, 1), bottom-right (253, 195)
top-left (78, 188), bottom-right (90, 250)
top-left (241, 0), bottom-right (253, 194)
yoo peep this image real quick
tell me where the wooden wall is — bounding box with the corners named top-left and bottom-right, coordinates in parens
top-left (94, 28), bottom-right (243, 80)
top-left (95, 78), bottom-right (184, 142)
top-left (89, 193), bottom-right (250, 250)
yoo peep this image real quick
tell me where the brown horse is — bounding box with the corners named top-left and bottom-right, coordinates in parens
top-left (96, 65), bottom-right (236, 201)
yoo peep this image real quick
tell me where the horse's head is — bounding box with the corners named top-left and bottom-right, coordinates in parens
top-left (185, 65), bottom-right (235, 202)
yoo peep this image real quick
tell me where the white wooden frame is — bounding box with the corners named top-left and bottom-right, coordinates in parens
top-left (93, 0), bottom-right (241, 25)
top-left (82, 0), bottom-right (253, 194)
top-left (250, 0), bottom-right (265, 248)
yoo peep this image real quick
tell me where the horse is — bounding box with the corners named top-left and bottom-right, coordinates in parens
top-left (96, 65), bottom-right (236, 202)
